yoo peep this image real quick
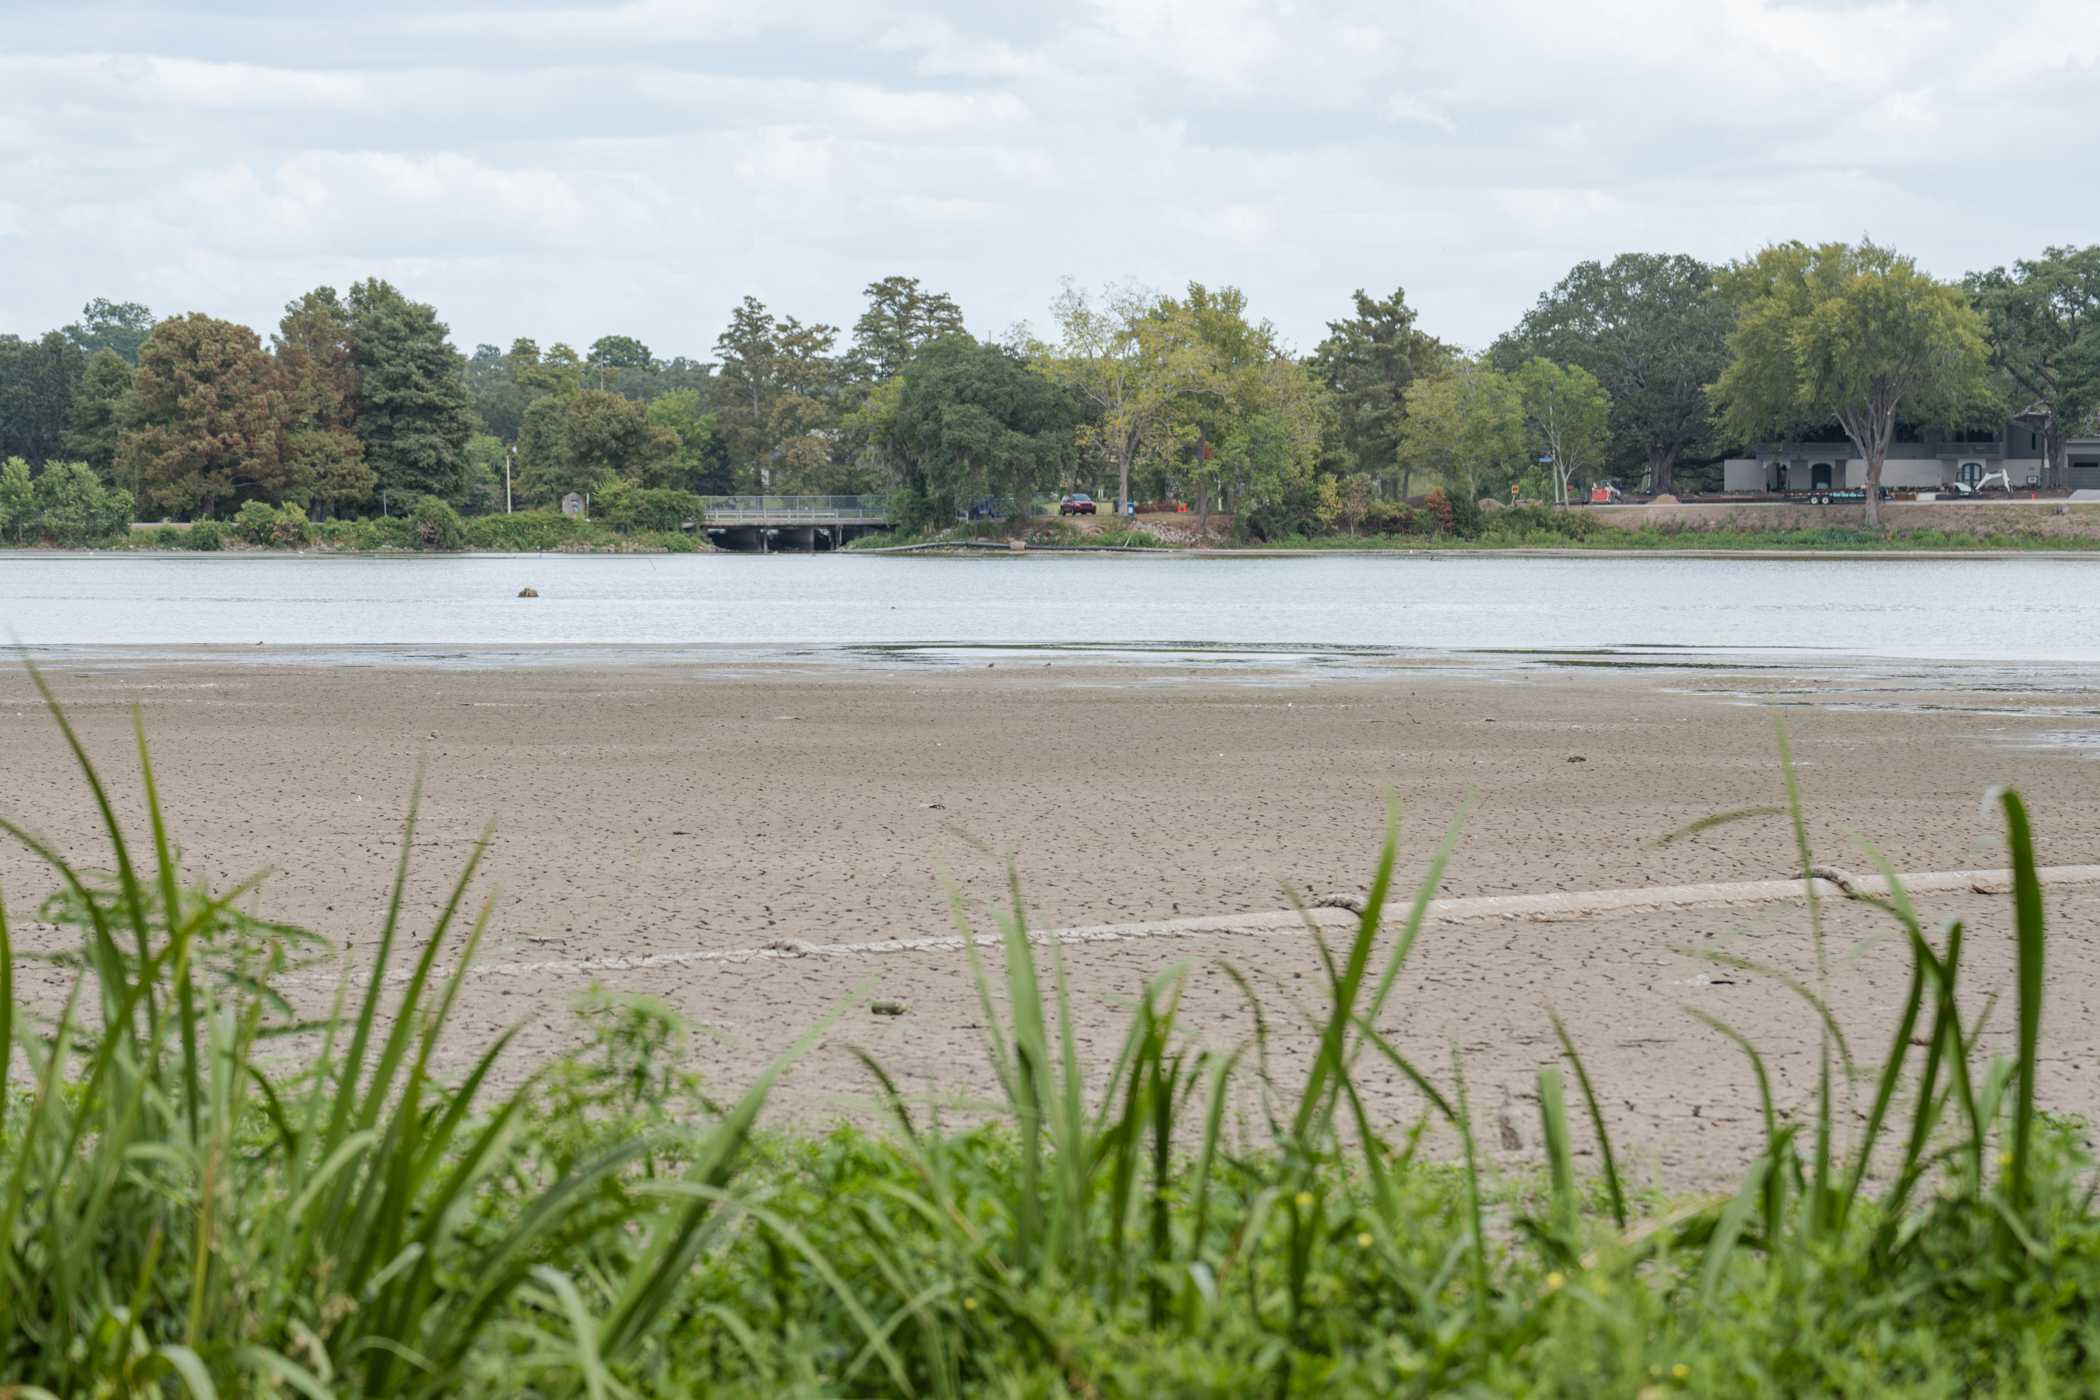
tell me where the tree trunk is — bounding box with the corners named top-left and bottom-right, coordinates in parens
top-left (1863, 443), bottom-right (1884, 528)
top-left (2047, 421), bottom-right (2067, 491)
top-left (1646, 446), bottom-right (1674, 497)
top-left (1117, 446), bottom-right (1132, 518)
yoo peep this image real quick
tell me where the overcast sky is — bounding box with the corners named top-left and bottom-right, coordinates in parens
top-left (5, 0), bottom-right (2098, 360)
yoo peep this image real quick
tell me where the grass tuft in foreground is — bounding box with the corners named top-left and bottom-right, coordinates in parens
top-left (3, 677), bottom-right (2098, 1395)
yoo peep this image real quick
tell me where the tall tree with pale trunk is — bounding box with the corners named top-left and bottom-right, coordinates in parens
top-left (1514, 358), bottom-right (1610, 506)
top-left (1714, 241), bottom-right (1994, 528)
top-left (1040, 281), bottom-right (1213, 516)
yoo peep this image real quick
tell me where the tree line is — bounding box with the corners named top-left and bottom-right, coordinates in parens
top-left (2, 242), bottom-right (2096, 543)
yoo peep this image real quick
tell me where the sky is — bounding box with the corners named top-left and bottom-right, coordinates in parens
top-left (4, 0), bottom-right (2099, 361)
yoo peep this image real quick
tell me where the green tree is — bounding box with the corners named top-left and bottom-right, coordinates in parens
top-left (29, 460), bottom-right (133, 545)
top-left (346, 279), bottom-right (474, 508)
top-left (1714, 241), bottom-right (1994, 528)
top-left (712, 296), bottom-right (838, 490)
top-left (275, 287), bottom-right (373, 515)
top-left (63, 349), bottom-right (134, 481)
top-left (1216, 401), bottom-right (1330, 540)
top-left (1514, 358), bottom-right (1611, 506)
top-left (889, 334), bottom-right (1074, 525)
top-left (0, 331), bottom-right (85, 464)
top-left (586, 335), bottom-right (654, 392)
top-left (535, 343), bottom-right (587, 398)
top-left (850, 276), bottom-right (967, 383)
top-left (61, 298), bottom-right (156, 363)
top-left (116, 314), bottom-right (291, 517)
top-left (517, 389), bottom-right (679, 503)
top-left (0, 456), bottom-right (32, 543)
top-left (1965, 247), bottom-right (2100, 489)
top-left (1310, 288), bottom-right (1449, 497)
top-left (1040, 281), bottom-right (1216, 516)
top-left (464, 344), bottom-right (522, 441)
top-left (1149, 284), bottom-right (1332, 536)
top-left (645, 389), bottom-right (733, 494)
top-left (1492, 253), bottom-right (1732, 495)
top-left (561, 389), bottom-right (678, 490)
top-left (1398, 361), bottom-right (1526, 502)
top-left (462, 433), bottom-right (507, 511)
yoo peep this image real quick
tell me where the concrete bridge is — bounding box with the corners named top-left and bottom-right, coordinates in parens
top-left (698, 494), bottom-right (891, 551)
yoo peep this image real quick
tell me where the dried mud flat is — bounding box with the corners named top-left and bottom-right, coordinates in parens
top-left (5, 655), bottom-right (2100, 1186)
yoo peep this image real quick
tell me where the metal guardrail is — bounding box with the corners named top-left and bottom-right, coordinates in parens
top-left (696, 494), bottom-right (890, 524)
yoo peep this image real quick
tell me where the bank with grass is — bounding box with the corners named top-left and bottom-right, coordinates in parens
top-left (855, 501), bottom-right (2100, 557)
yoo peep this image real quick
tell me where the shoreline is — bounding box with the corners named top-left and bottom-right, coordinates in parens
top-left (10, 541), bottom-right (2100, 561)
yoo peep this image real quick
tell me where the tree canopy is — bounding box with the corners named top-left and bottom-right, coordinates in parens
top-left (889, 335), bottom-right (1075, 525)
top-left (0, 332), bottom-right (84, 466)
top-left (346, 279), bottom-right (475, 508)
top-left (850, 276), bottom-right (967, 384)
top-left (1398, 361), bottom-right (1525, 503)
top-left (1514, 358), bottom-right (1611, 506)
top-left (1492, 253), bottom-right (1731, 494)
top-left (1310, 287), bottom-right (1448, 495)
top-left (713, 296), bottom-right (838, 490)
top-left (1965, 246), bottom-right (2100, 488)
top-left (117, 314), bottom-right (292, 517)
top-left (62, 299), bottom-right (156, 364)
top-left (1714, 240), bottom-right (1994, 526)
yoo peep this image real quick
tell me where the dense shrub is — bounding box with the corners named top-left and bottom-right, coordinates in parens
top-left (232, 499), bottom-right (279, 546)
top-left (269, 501), bottom-right (314, 547)
top-left (598, 484), bottom-right (705, 535)
top-left (1473, 504), bottom-right (1611, 544)
top-left (461, 510), bottom-right (596, 552)
top-left (1361, 499), bottom-right (1420, 535)
top-left (1420, 487), bottom-right (1456, 535)
top-left (627, 529), bottom-right (698, 553)
top-left (0, 458), bottom-right (135, 546)
top-left (183, 519), bottom-right (225, 551)
top-left (408, 494), bottom-right (465, 551)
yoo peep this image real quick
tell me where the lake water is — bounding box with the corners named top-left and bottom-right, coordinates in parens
top-left (1, 552), bottom-right (2096, 670)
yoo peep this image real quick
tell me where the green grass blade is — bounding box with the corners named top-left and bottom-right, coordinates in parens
top-left (1998, 788), bottom-right (2045, 1209)
top-left (1550, 1011), bottom-right (1626, 1230)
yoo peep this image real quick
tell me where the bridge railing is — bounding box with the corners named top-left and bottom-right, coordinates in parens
top-left (698, 494), bottom-right (891, 523)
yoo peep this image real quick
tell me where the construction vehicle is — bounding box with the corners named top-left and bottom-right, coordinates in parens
top-left (1948, 468), bottom-right (2013, 497)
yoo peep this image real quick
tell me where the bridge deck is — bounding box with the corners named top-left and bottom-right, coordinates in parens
top-left (699, 495), bottom-right (890, 527)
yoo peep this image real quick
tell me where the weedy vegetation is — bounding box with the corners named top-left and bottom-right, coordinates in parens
top-left (2, 669), bottom-right (2096, 1396)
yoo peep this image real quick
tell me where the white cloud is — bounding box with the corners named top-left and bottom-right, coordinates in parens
top-left (0, 53), bottom-right (372, 110)
top-left (2, 0), bottom-right (2097, 355)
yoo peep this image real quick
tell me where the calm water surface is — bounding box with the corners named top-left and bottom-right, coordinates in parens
top-left (1, 553), bottom-right (2095, 667)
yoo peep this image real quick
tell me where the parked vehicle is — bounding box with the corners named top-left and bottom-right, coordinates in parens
top-left (1059, 493), bottom-right (1097, 516)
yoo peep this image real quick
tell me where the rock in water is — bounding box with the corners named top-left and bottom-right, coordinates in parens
top-left (517, 587), bottom-right (539, 598)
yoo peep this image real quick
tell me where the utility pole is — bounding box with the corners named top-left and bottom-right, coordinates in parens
top-left (505, 444), bottom-right (515, 514)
